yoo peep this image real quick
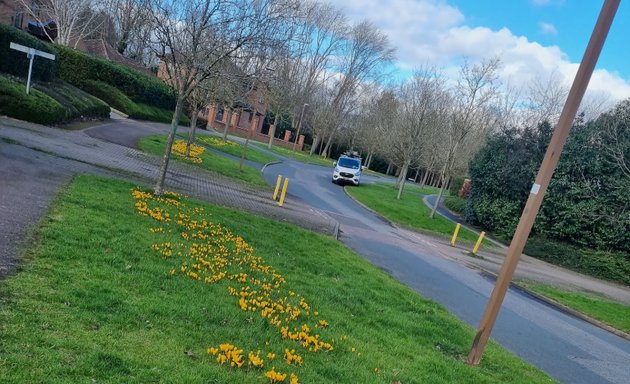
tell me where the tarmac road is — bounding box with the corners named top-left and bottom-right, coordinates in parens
top-left (262, 157), bottom-right (630, 384)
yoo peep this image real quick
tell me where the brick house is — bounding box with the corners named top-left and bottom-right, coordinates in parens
top-left (157, 57), bottom-right (304, 150)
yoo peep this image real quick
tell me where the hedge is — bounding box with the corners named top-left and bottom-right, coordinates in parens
top-left (33, 80), bottom-right (110, 120)
top-left (55, 45), bottom-right (176, 110)
top-left (0, 24), bottom-right (56, 82)
top-left (0, 75), bottom-right (65, 124)
top-left (525, 238), bottom-right (630, 286)
top-left (444, 196), bottom-right (466, 214)
top-left (80, 80), bottom-right (189, 125)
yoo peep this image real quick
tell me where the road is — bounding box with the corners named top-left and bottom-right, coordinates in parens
top-left (261, 156), bottom-right (630, 384)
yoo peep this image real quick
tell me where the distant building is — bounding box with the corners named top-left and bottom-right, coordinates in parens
top-left (0, 1), bottom-right (153, 75)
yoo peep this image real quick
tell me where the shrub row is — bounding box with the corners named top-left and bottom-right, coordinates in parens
top-left (444, 196), bottom-right (466, 214)
top-left (55, 45), bottom-right (176, 110)
top-left (80, 80), bottom-right (189, 125)
top-left (0, 24), bottom-right (56, 81)
top-left (34, 81), bottom-right (110, 120)
top-left (0, 75), bottom-right (65, 124)
top-left (525, 238), bottom-right (630, 286)
top-left (0, 75), bottom-right (109, 124)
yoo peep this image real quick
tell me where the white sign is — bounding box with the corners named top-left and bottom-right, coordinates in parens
top-left (9, 42), bottom-right (56, 95)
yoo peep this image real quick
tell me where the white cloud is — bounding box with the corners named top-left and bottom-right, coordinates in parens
top-left (539, 22), bottom-right (558, 35)
top-left (339, 0), bottom-right (630, 102)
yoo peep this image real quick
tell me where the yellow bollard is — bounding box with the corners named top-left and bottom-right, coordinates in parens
top-left (471, 231), bottom-right (486, 255)
top-left (278, 178), bottom-right (289, 207)
top-left (450, 223), bottom-right (461, 246)
top-left (273, 175), bottom-right (283, 201)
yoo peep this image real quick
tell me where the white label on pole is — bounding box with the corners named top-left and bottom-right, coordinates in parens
top-left (530, 183), bottom-right (541, 195)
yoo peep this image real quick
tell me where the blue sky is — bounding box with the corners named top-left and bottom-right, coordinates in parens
top-left (452, 0), bottom-right (630, 79)
top-left (340, 0), bottom-right (630, 102)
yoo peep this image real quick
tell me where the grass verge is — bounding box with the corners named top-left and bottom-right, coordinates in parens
top-left (138, 135), bottom-right (268, 188)
top-left (0, 175), bottom-right (553, 383)
top-left (518, 282), bottom-right (630, 334)
top-left (346, 183), bottom-right (485, 246)
top-left (194, 135), bottom-right (277, 164)
top-left (252, 142), bottom-right (333, 167)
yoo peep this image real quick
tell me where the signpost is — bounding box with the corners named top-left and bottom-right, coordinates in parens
top-left (9, 42), bottom-right (56, 95)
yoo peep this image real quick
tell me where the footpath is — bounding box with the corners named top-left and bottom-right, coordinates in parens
top-left (0, 117), bottom-right (337, 278)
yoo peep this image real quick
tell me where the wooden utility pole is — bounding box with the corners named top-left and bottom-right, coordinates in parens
top-left (467, 0), bottom-right (620, 366)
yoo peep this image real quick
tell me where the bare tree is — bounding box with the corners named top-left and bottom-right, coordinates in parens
top-left (18, 0), bottom-right (102, 46)
top-left (149, 0), bottom-right (291, 195)
top-left (523, 69), bottom-right (568, 127)
top-left (318, 20), bottom-right (395, 157)
top-left (429, 58), bottom-right (500, 217)
top-left (384, 69), bottom-right (448, 199)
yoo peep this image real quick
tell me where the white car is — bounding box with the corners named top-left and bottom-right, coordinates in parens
top-left (332, 155), bottom-right (362, 186)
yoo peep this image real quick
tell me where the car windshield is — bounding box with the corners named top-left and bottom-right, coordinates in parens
top-left (338, 157), bottom-right (360, 169)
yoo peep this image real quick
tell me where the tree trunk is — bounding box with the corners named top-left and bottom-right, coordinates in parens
top-left (420, 168), bottom-right (430, 187)
top-left (222, 108), bottom-right (234, 141)
top-left (430, 174), bottom-right (450, 219)
top-left (310, 134), bottom-right (320, 155)
top-left (154, 97), bottom-right (184, 196)
top-left (185, 109), bottom-right (200, 157)
top-left (240, 116), bottom-right (257, 171)
top-left (386, 162), bottom-right (393, 176)
top-left (414, 168), bottom-right (422, 182)
top-left (267, 114), bottom-right (279, 149)
top-left (366, 152), bottom-right (373, 169)
top-left (396, 161), bottom-right (409, 200)
top-left (321, 130), bottom-right (335, 157)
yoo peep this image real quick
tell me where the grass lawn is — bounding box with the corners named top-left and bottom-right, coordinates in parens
top-left (519, 282), bottom-right (630, 334)
top-left (0, 175), bottom-right (553, 383)
top-left (193, 135), bottom-right (278, 164)
top-left (138, 135), bottom-right (269, 188)
top-left (346, 183), bottom-right (485, 246)
top-left (252, 142), bottom-right (334, 167)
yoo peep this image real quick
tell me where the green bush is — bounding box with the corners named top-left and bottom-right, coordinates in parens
top-left (80, 80), bottom-right (189, 125)
top-left (33, 80), bottom-right (110, 120)
top-left (525, 238), bottom-right (630, 285)
top-left (0, 75), bottom-right (65, 124)
top-left (0, 24), bottom-right (57, 82)
top-left (55, 45), bottom-right (175, 110)
top-left (444, 196), bottom-right (466, 214)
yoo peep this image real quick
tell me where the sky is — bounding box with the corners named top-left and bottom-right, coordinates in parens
top-left (339, 0), bottom-right (630, 102)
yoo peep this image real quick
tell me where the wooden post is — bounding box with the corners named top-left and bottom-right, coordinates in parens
top-left (467, 0), bottom-right (620, 365)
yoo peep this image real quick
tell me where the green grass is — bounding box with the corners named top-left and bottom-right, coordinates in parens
top-left (0, 175), bottom-right (553, 383)
top-left (138, 135), bottom-right (268, 188)
top-left (253, 142), bottom-right (334, 167)
top-left (194, 135), bottom-right (277, 164)
top-left (519, 282), bottom-right (630, 333)
top-left (346, 183), bottom-right (484, 245)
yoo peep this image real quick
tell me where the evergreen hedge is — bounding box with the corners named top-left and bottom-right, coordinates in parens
top-left (0, 24), bottom-right (56, 82)
top-left (55, 45), bottom-right (176, 110)
top-left (0, 75), bottom-right (65, 124)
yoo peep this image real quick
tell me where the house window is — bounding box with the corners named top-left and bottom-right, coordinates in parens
top-left (215, 107), bottom-right (224, 122)
top-left (13, 11), bottom-right (24, 29)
